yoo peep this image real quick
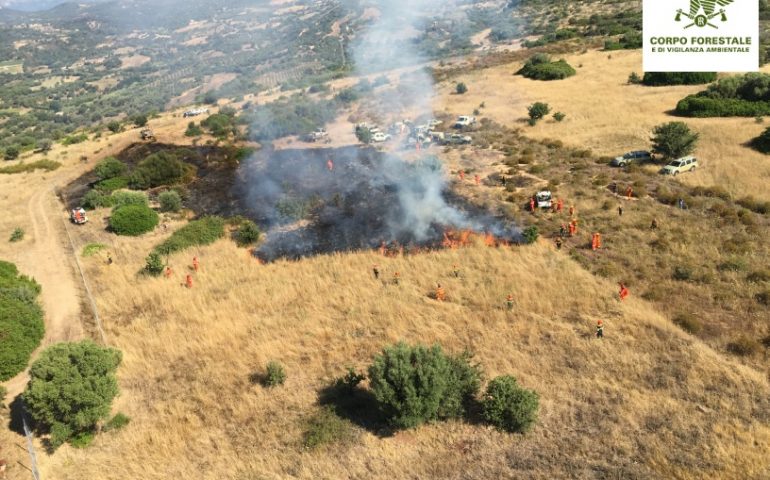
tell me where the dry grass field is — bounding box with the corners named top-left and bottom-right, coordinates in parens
top-left (438, 49), bottom-right (770, 200)
top-left (31, 234), bottom-right (770, 479)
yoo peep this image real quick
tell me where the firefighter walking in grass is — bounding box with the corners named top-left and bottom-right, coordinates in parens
top-left (596, 320), bottom-right (604, 338)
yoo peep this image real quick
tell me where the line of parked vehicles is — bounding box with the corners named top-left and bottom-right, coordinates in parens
top-left (352, 115), bottom-right (476, 149)
top-left (612, 150), bottom-right (699, 176)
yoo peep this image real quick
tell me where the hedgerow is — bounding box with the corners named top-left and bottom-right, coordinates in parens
top-left (153, 216), bottom-right (225, 255)
top-left (0, 260), bottom-right (44, 381)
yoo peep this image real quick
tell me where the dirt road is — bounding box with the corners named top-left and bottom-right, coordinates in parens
top-left (2, 185), bottom-right (85, 402)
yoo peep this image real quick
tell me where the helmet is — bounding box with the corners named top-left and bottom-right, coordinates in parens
top-left (597, 320), bottom-right (603, 325)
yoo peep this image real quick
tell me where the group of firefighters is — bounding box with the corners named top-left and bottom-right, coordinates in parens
top-left (158, 256), bottom-right (200, 288)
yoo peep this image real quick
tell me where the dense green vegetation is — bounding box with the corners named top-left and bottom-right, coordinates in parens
top-left (0, 159), bottom-right (61, 174)
top-left (517, 54), bottom-right (576, 81)
top-left (651, 122), bottom-right (699, 160)
top-left (0, 260), bottom-right (44, 381)
top-left (24, 341), bottom-right (122, 448)
top-left (368, 343), bottom-right (481, 429)
top-left (676, 73), bottom-right (770, 117)
top-left (153, 216), bottom-right (225, 255)
top-left (751, 126), bottom-right (770, 154)
top-left (481, 375), bottom-right (539, 433)
top-left (129, 151), bottom-right (197, 189)
top-left (109, 204), bottom-right (159, 236)
top-left (642, 72), bottom-right (717, 87)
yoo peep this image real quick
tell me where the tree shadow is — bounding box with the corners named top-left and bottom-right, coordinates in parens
top-left (7, 395), bottom-right (26, 436)
top-left (317, 384), bottom-right (393, 437)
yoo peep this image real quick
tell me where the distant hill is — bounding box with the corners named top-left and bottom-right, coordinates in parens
top-left (0, 0), bottom-right (106, 12)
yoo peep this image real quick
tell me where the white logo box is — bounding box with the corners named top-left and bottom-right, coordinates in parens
top-left (643, 0), bottom-right (759, 72)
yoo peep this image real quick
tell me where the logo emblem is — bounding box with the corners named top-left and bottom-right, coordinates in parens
top-left (675, 0), bottom-right (735, 29)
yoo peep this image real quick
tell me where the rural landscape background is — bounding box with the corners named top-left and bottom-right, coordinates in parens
top-left (1, 0), bottom-right (770, 478)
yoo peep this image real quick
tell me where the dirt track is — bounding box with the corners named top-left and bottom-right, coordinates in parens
top-left (2, 185), bottom-right (85, 402)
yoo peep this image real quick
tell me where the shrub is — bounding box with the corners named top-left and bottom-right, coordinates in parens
top-left (528, 102), bottom-right (551, 121)
top-left (355, 125), bottom-right (373, 144)
top-left (675, 73), bottom-right (770, 117)
top-left (672, 265), bottom-right (694, 281)
top-left (481, 375), bottom-right (539, 433)
top-left (673, 313), bottom-right (703, 334)
top-left (144, 252), bottom-right (165, 276)
top-left (185, 122), bottom-right (203, 137)
top-left (94, 157), bottom-right (127, 181)
top-left (82, 190), bottom-right (113, 210)
top-left (642, 72), bottom-right (717, 86)
top-left (651, 122), bottom-right (699, 159)
top-left (23, 341), bottom-right (122, 449)
top-left (747, 269), bottom-right (770, 283)
top-left (153, 216), bottom-right (225, 255)
top-left (106, 121), bottom-right (121, 133)
top-left (303, 406), bottom-right (356, 449)
top-left (456, 82), bottom-right (468, 94)
top-left (234, 220), bottom-right (261, 246)
top-left (517, 54), bottom-right (576, 81)
top-left (0, 159), bottom-right (61, 174)
top-left (110, 190), bottom-right (148, 209)
top-left (128, 151), bottom-right (196, 190)
top-left (727, 336), bottom-right (761, 356)
top-left (109, 205), bottom-right (159, 236)
top-left (132, 114), bottom-right (148, 128)
top-left (264, 361), bottom-right (286, 387)
top-left (95, 176), bottom-right (129, 193)
top-left (553, 112), bottom-right (566, 122)
top-left (522, 226), bottom-right (539, 244)
top-left (201, 113), bottom-right (237, 139)
top-left (81, 243), bottom-right (107, 257)
top-left (368, 343), bottom-right (481, 429)
top-left (3, 146), bottom-right (19, 160)
top-left (736, 196), bottom-right (770, 214)
top-left (158, 190), bottom-right (182, 212)
top-left (0, 261), bottom-right (44, 381)
top-left (627, 72), bottom-right (642, 84)
top-left (104, 413), bottom-right (131, 432)
top-left (757, 290), bottom-right (770, 306)
top-left (9, 227), bottom-right (24, 242)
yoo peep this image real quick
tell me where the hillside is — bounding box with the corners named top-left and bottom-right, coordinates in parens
top-left (34, 239), bottom-right (770, 479)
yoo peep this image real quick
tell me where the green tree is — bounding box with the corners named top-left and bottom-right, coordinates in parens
top-left (368, 343), bottom-right (481, 429)
top-left (144, 252), bottom-right (164, 276)
top-left (36, 139), bottom-right (53, 153)
top-left (158, 190), bottom-right (182, 212)
top-left (0, 261), bottom-right (44, 381)
top-left (456, 82), bottom-right (468, 94)
top-left (234, 220), bottom-right (260, 246)
top-left (94, 157), bottom-right (127, 181)
top-left (523, 226), bottom-right (539, 244)
top-left (481, 375), bottom-right (539, 433)
top-left (752, 126), bottom-right (770, 153)
top-left (528, 102), bottom-right (551, 122)
top-left (651, 122), bottom-right (699, 159)
top-left (355, 125), bottom-right (373, 144)
top-left (24, 341), bottom-right (122, 448)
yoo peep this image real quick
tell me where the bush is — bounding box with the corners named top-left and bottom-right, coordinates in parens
top-left (522, 226), bottom-right (539, 244)
top-left (456, 82), bottom-right (468, 94)
top-left (153, 216), bottom-right (225, 255)
top-left (109, 205), bottom-right (159, 236)
top-left (82, 190), bottom-right (113, 210)
top-left (81, 243), bottom-right (107, 257)
top-left (158, 190), bottom-right (182, 212)
top-left (264, 361), bottom-right (286, 387)
top-left (757, 290), bottom-right (770, 306)
top-left (9, 227), bottom-right (24, 242)
top-left (368, 343), bottom-right (481, 429)
top-left (23, 341), bottom-right (122, 449)
top-left (201, 113), bottom-right (237, 139)
top-left (517, 54), bottom-right (576, 81)
top-left (481, 375), bottom-right (539, 433)
top-left (736, 196), bottom-right (770, 214)
top-left (94, 157), bottom-right (127, 181)
top-left (3, 146), bottom-right (19, 160)
top-left (107, 121), bottom-right (122, 133)
top-left (675, 73), bottom-right (770, 117)
top-left (628, 72), bottom-right (642, 84)
top-left (234, 220), bottom-right (260, 246)
top-left (642, 72), bottom-right (717, 86)
top-left (128, 151), bottom-right (196, 190)
top-left (104, 413), bottom-right (131, 432)
top-left (144, 252), bottom-right (165, 276)
top-left (673, 313), bottom-right (703, 334)
top-left (672, 265), bottom-right (694, 281)
top-left (651, 122), bottom-right (699, 159)
top-left (747, 269), bottom-right (770, 283)
top-left (132, 114), bottom-right (148, 128)
top-left (110, 190), bottom-right (148, 209)
top-left (303, 406), bottom-right (356, 449)
top-left (185, 122), bottom-right (203, 137)
top-left (553, 112), bottom-right (566, 122)
top-left (727, 336), bottom-right (761, 356)
top-left (528, 102), bottom-right (551, 121)
top-left (95, 176), bottom-right (129, 193)
top-left (0, 261), bottom-right (44, 381)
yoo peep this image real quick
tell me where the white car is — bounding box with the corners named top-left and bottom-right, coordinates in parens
top-left (535, 190), bottom-right (552, 209)
top-left (660, 156), bottom-right (698, 176)
top-left (454, 115), bottom-right (476, 128)
top-left (371, 132), bottom-right (391, 142)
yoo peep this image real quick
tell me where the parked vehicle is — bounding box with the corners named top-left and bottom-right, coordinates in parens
top-left (371, 132), bottom-right (392, 142)
top-left (304, 128), bottom-right (329, 142)
top-left (454, 115), bottom-right (476, 128)
top-left (611, 150), bottom-right (652, 167)
top-left (535, 190), bottom-right (553, 209)
top-left (660, 156), bottom-right (698, 176)
top-left (443, 133), bottom-right (471, 145)
top-left (70, 208), bottom-right (87, 225)
top-left (139, 128), bottom-right (155, 141)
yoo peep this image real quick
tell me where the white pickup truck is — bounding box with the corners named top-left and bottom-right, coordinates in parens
top-left (454, 115), bottom-right (476, 128)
